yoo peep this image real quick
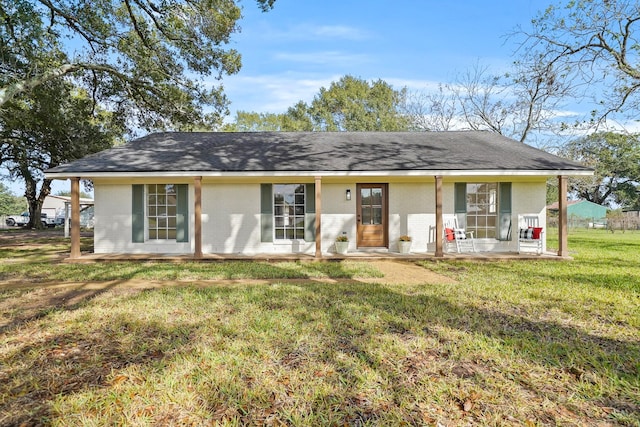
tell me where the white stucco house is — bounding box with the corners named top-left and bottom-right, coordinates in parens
top-left (45, 131), bottom-right (592, 259)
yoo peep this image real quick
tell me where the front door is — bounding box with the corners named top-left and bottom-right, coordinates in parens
top-left (356, 183), bottom-right (388, 247)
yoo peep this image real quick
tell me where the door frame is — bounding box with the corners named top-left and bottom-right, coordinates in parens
top-left (356, 183), bottom-right (389, 248)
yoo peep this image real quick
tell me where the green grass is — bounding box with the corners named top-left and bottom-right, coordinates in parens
top-left (0, 229), bottom-right (638, 426)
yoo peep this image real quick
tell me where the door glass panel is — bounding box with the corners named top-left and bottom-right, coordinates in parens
top-left (362, 206), bottom-right (372, 224)
top-left (373, 207), bottom-right (382, 225)
top-left (361, 188), bottom-right (371, 205)
top-left (371, 188), bottom-right (382, 205)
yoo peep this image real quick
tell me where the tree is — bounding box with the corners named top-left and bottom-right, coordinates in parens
top-left (561, 132), bottom-right (640, 208)
top-left (222, 103), bottom-right (312, 132)
top-left (399, 61), bottom-right (572, 144)
top-left (309, 76), bottom-right (410, 131)
top-left (517, 0), bottom-right (640, 122)
top-left (1, 0), bottom-right (275, 227)
top-left (399, 84), bottom-right (456, 131)
top-left (0, 182), bottom-right (26, 215)
top-left (224, 76), bottom-right (409, 132)
top-left (0, 79), bottom-right (121, 228)
top-left (0, 0), bottom-right (275, 130)
top-left (450, 62), bottom-right (572, 143)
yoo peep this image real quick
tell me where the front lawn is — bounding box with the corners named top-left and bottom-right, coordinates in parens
top-left (0, 229), bottom-right (638, 425)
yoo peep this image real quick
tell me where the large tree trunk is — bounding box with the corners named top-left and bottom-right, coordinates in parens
top-left (24, 175), bottom-right (52, 230)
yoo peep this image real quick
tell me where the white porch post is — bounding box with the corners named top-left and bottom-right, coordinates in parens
top-left (435, 175), bottom-right (444, 257)
top-left (64, 201), bottom-right (70, 238)
top-left (315, 176), bottom-right (322, 259)
top-left (70, 177), bottom-right (81, 259)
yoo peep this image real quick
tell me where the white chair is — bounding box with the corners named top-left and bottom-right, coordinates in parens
top-left (517, 214), bottom-right (544, 254)
top-left (443, 214), bottom-right (476, 253)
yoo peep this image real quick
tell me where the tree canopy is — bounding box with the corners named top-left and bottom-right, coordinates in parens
top-left (517, 0), bottom-right (640, 122)
top-left (0, 182), bottom-right (26, 215)
top-left (308, 75), bottom-right (409, 131)
top-left (0, 0), bottom-right (275, 130)
top-left (0, 79), bottom-right (121, 227)
top-left (224, 75), bottom-right (410, 132)
top-left (562, 132), bottom-right (640, 208)
top-left (0, 0), bottom-right (275, 227)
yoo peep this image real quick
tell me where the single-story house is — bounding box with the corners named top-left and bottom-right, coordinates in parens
top-left (547, 199), bottom-right (607, 221)
top-left (45, 131), bottom-right (593, 259)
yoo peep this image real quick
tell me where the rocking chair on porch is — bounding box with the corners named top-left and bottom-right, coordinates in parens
top-left (443, 214), bottom-right (476, 253)
top-left (517, 214), bottom-right (544, 254)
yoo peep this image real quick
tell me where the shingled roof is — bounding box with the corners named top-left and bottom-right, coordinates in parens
top-left (46, 131), bottom-right (592, 176)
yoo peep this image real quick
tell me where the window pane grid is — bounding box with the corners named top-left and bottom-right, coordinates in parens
top-left (274, 184), bottom-right (305, 240)
top-left (466, 183), bottom-right (497, 239)
top-left (147, 184), bottom-right (177, 241)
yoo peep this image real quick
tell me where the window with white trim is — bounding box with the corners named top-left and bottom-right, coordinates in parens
top-left (466, 183), bottom-right (498, 238)
top-left (147, 184), bottom-right (177, 240)
top-left (273, 184), bottom-right (305, 240)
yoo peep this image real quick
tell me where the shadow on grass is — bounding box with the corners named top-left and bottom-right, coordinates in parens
top-left (0, 281), bottom-right (123, 335)
top-left (2, 273), bottom-right (637, 425)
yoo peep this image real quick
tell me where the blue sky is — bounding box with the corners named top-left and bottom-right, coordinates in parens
top-left (221, 0), bottom-right (543, 116)
top-left (4, 0), bottom-right (548, 197)
top-left (0, 0), bottom-right (561, 197)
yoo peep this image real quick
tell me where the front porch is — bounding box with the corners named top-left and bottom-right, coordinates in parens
top-left (65, 176), bottom-right (572, 261)
top-left (63, 249), bottom-right (570, 263)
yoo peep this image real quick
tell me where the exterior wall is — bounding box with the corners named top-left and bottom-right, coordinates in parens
top-left (201, 183), bottom-right (315, 255)
top-left (511, 181), bottom-right (547, 253)
top-left (428, 180), bottom-right (548, 253)
top-left (92, 177), bottom-right (550, 255)
top-left (93, 183), bottom-right (192, 254)
top-left (389, 183), bottom-right (434, 253)
top-left (321, 184), bottom-right (357, 253)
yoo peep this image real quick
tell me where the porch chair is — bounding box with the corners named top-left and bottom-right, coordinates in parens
top-left (443, 214), bottom-right (476, 253)
top-left (517, 214), bottom-right (544, 254)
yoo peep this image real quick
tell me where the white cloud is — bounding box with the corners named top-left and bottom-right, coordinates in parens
top-left (309, 25), bottom-right (371, 41)
top-left (259, 24), bottom-right (372, 42)
top-left (273, 51), bottom-right (372, 66)
top-left (221, 73), bottom-right (341, 114)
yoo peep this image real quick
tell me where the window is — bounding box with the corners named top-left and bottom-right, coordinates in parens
top-left (273, 184), bottom-right (305, 240)
top-left (147, 184), bottom-right (177, 240)
top-left (466, 183), bottom-right (498, 238)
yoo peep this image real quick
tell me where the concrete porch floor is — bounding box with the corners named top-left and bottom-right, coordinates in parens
top-left (64, 250), bottom-right (569, 263)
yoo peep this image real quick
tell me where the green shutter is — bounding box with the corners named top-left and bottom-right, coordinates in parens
top-left (304, 183), bottom-right (316, 242)
top-left (498, 182), bottom-right (512, 240)
top-left (176, 184), bottom-right (189, 242)
top-left (132, 184), bottom-right (144, 243)
top-left (454, 183), bottom-right (467, 214)
top-left (260, 184), bottom-right (273, 242)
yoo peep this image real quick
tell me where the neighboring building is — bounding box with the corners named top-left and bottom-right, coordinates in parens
top-left (45, 131), bottom-right (592, 258)
top-left (42, 194), bottom-right (94, 225)
top-left (547, 199), bottom-right (607, 221)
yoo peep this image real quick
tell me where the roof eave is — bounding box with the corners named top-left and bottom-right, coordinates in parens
top-left (46, 169), bottom-right (594, 180)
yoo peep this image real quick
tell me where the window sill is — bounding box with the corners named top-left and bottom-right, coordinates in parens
top-left (273, 239), bottom-right (308, 245)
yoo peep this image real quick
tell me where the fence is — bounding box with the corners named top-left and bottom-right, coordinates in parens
top-left (547, 214), bottom-right (640, 232)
